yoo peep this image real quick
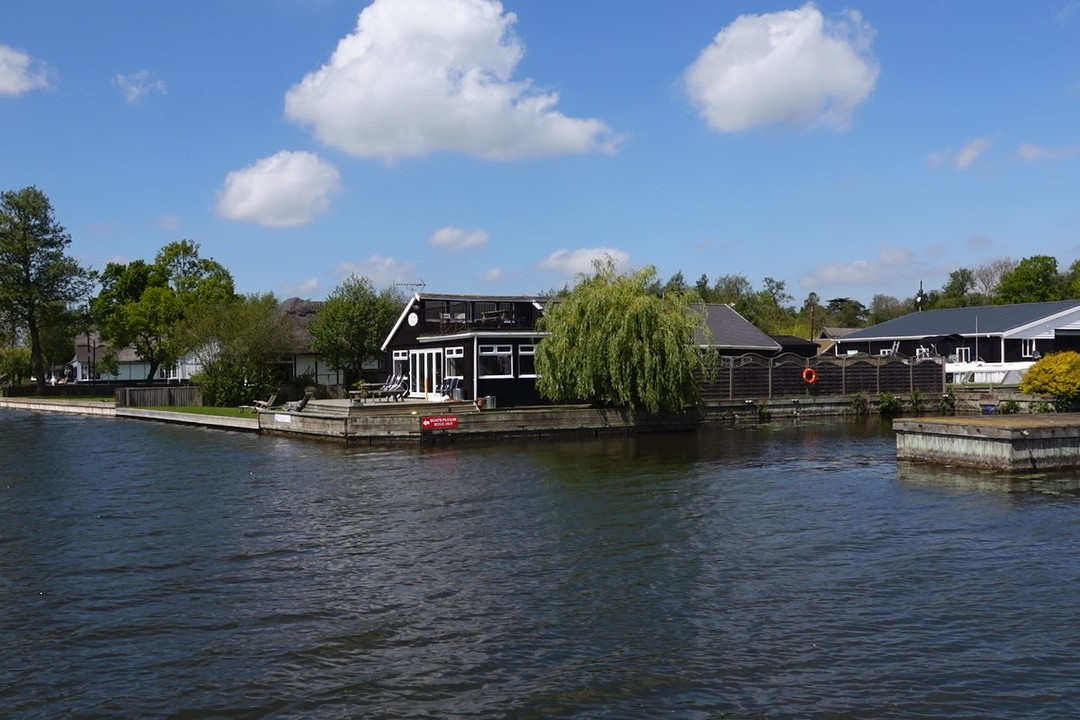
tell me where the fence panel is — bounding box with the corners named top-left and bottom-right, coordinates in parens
top-left (772, 354), bottom-right (809, 397)
top-left (115, 385), bottom-right (201, 408)
top-left (730, 355), bottom-right (772, 399)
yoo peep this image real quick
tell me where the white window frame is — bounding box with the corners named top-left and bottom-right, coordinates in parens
top-left (392, 350), bottom-right (408, 377)
top-left (518, 344), bottom-right (537, 378)
top-left (954, 347), bottom-right (971, 363)
top-left (445, 346), bottom-right (465, 377)
top-left (1021, 339), bottom-right (1037, 359)
top-left (478, 344), bottom-right (513, 378)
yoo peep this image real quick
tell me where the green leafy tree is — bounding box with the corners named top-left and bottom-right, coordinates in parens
top-left (1020, 352), bottom-right (1080, 407)
top-left (935, 268), bottom-right (984, 308)
top-left (92, 240), bottom-right (235, 380)
top-left (0, 186), bottom-right (92, 393)
top-left (826, 297), bottom-right (868, 327)
top-left (0, 346), bottom-right (32, 384)
top-left (535, 263), bottom-right (707, 414)
top-left (868, 294), bottom-right (909, 325)
top-left (308, 276), bottom-right (404, 386)
top-left (187, 293), bottom-right (290, 406)
top-left (997, 255), bottom-right (1065, 304)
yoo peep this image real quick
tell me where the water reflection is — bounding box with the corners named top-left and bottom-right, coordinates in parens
top-left (899, 460), bottom-right (1080, 496)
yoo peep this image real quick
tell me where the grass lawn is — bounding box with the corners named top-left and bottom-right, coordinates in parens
top-left (145, 405), bottom-right (254, 419)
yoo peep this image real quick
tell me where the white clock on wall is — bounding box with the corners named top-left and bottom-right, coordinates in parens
top-left (407, 312), bottom-right (418, 327)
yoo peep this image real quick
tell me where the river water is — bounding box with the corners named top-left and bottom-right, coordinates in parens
top-left (3, 410), bottom-right (1080, 719)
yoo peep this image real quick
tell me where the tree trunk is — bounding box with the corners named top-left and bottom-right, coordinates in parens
top-left (28, 317), bottom-right (46, 395)
top-left (146, 361), bottom-right (160, 382)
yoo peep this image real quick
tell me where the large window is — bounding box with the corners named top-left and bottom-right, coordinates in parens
top-left (518, 344), bottom-right (537, 377)
top-left (445, 346), bottom-right (465, 377)
top-left (1021, 339), bottom-right (1037, 358)
top-left (479, 345), bottom-right (513, 378)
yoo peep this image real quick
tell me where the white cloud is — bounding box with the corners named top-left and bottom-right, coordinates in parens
top-left (114, 70), bottom-right (166, 104)
top-left (800, 247), bottom-right (914, 289)
top-left (429, 226), bottom-right (489, 249)
top-left (481, 267), bottom-right (502, 281)
top-left (334, 255), bottom-right (416, 289)
top-left (928, 137), bottom-right (991, 170)
top-left (284, 0), bottom-right (616, 161)
top-left (282, 277), bottom-right (321, 298)
top-left (1055, 1), bottom-right (1080, 25)
top-left (216, 150), bottom-right (341, 227)
top-left (1017, 142), bottom-right (1080, 162)
top-left (539, 247), bottom-right (630, 276)
top-left (683, 3), bottom-right (878, 132)
top-left (0, 43), bottom-right (50, 96)
top-left (158, 214), bottom-right (181, 231)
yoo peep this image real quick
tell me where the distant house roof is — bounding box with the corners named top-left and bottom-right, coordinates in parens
top-left (279, 297), bottom-right (324, 354)
top-left (818, 327), bottom-right (859, 339)
top-left (839, 300), bottom-right (1080, 342)
top-left (772, 334), bottom-right (819, 355)
top-left (691, 303), bottom-right (781, 352)
top-left (412, 292), bottom-right (550, 304)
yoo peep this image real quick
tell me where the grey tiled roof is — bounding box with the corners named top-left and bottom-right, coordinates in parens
top-left (842, 300), bottom-right (1080, 340)
top-left (691, 304), bottom-right (780, 351)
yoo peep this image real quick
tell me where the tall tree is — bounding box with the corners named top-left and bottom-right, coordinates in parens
top-left (92, 240), bottom-right (235, 380)
top-left (996, 255), bottom-right (1064, 304)
top-left (186, 293), bottom-right (291, 406)
top-left (308, 276), bottom-right (404, 386)
top-left (937, 268), bottom-right (981, 308)
top-left (0, 187), bottom-right (91, 393)
top-left (535, 262), bottom-right (707, 414)
top-left (826, 297), bottom-right (868, 327)
top-left (972, 258), bottom-right (1017, 298)
top-left (868, 294), bottom-right (909, 325)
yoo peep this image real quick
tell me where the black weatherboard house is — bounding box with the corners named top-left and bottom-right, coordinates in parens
top-left (381, 293), bottom-right (549, 407)
top-left (834, 300), bottom-right (1080, 362)
top-left (380, 297), bottom-right (781, 409)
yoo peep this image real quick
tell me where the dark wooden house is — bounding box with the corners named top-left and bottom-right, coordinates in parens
top-left (381, 293), bottom-right (550, 406)
top-left (834, 300), bottom-right (1080, 362)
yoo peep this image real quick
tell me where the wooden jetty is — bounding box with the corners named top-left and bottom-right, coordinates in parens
top-left (893, 414), bottom-right (1080, 472)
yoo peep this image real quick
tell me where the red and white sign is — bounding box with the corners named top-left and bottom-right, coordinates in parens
top-left (420, 415), bottom-right (459, 431)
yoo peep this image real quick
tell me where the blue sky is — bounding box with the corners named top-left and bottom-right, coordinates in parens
top-left (2, 1), bottom-right (1079, 305)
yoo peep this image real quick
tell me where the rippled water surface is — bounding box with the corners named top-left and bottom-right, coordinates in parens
top-left (4, 411), bottom-right (1080, 718)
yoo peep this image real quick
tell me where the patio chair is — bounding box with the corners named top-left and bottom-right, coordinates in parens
top-left (285, 391), bottom-right (313, 412)
top-left (383, 374), bottom-right (408, 402)
top-left (252, 393), bottom-right (278, 410)
top-left (436, 376), bottom-right (460, 400)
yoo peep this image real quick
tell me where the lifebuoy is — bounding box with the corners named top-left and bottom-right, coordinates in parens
top-left (802, 367), bottom-right (818, 384)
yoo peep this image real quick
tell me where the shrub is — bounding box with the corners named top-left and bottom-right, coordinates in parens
top-left (938, 390), bottom-right (956, 415)
top-left (850, 391), bottom-right (869, 416)
top-left (1020, 352), bottom-right (1080, 405)
top-left (1030, 400), bottom-right (1055, 413)
top-left (878, 392), bottom-right (904, 416)
top-left (998, 398), bottom-right (1020, 414)
top-left (910, 388), bottom-right (925, 414)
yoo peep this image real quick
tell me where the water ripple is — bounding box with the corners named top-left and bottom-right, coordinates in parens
top-left (4, 413), bottom-right (1080, 718)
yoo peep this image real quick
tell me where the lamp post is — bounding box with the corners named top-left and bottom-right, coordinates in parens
top-left (915, 281), bottom-right (927, 312)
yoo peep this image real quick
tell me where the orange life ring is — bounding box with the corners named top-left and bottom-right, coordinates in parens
top-left (802, 367), bottom-right (818, 384)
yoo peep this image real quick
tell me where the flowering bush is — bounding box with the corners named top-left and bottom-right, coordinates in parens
top-left (1019, 351), bottom-right (1080, 403)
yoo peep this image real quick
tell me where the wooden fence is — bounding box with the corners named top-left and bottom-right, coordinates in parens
top-left (700, 353), bottom-right (944, 402)
top-left (115, 385), bottom-right (202, 408)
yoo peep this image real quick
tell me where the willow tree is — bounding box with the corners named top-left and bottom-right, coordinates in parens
top-left (535, 263), bottom-right (708, 414)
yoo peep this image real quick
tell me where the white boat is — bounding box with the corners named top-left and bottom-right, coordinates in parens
top-left (945, 360), bottom-right (1034, 386)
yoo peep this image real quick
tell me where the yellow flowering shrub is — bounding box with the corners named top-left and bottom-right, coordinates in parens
top-left (1019, 351), bottom-right (1080, 400)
